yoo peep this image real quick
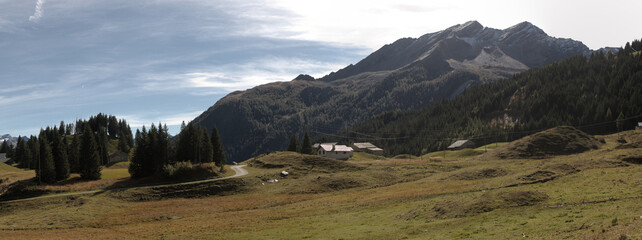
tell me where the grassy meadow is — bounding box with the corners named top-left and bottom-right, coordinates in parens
top-left (0, 129), bottom-right (640, 239)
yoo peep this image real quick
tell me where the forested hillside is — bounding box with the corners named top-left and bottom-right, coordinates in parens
top-left (346, 40), bottom-right (642, 156)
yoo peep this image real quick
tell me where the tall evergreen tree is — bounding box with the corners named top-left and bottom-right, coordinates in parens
top-left (0, 140), bottom-right (8, 154)
top-left (108, 115), bottom-right (120, 138)
top-left (145, 124), bottom-right (159, 175)
top-left (13, 137), bottom-right (24, 166)
top-left (28, 135), bottom-right (39, 169)
top-left (200, 127), bottom-right (213, 163)
top-left (59, 121), bottom-right (66, 136)
top-left (117, 129), bottom-right (130, 153)
top-left (51, 133), bottom-right (70, 181)
top-left (6, 143), bottom-right (14, 158)
top-left (129, 129), bottom-right (146, 179)
top-left (80, 124), bottom-right (102, 180)
top-left (159, 123), bottom-right (170, 166)
top-left (16, 137), bottom-right (32, 169)
top-left (300, 132), bottom-right (313, 155)
top-left (287, 135), bottom-right (299, 152)
top-left (211, 125), bottom-right (226, 169)
top-left (616, 112), bottom-right (626, 132)
top-left (68, 134), bottom-right (80, 173)
top-left (96, 128), bottom-right (109, 165)
top-left (38, 136), bottom-right (56, 184)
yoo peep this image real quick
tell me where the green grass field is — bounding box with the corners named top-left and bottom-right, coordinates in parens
top-left (0, 163), bottom-right (20, 172)
top-left (0, 130), bottom-right (640, 239)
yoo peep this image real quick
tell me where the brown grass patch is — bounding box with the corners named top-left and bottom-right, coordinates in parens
top-left (430, 190), bottom-right (548, 219)
top-left (494, 126), bottom-right (601, 159)
top-left (449, 168), bottom-right (507, 180)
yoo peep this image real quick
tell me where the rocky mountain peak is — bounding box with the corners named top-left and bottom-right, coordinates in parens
top-left (293, 74), bottom-right (315, 81)
top-left (501, 21), bottom-right (546, 38)
top-left (448, 20), bottom-right (484, 37)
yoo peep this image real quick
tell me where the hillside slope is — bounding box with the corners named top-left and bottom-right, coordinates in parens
top-left (193, 21), bottom-right (591, 163)
top-left (349, 40), bottom-right (642, 156)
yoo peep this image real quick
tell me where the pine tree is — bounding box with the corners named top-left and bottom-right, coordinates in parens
top-left (38, 136), bottom-right (56, 184)
top-left (605, 108), bottom-right (613, 121)
top-left (129, 129), bottom-right (146, 179)
top-left (616, 112), bottom-right (625, 132)
top-left (117, 129), bottom-right (130, 153)
top-left (211, 125), bottom-right (226, 169)
top-left (6, 143), bottom-right (14, 158)
top-left (108, 116), bottom-right (119, 138)
top-left (13, 137), bottom-right (24, 166)
top-left (200, 127), bottom-right (213, 163)
top-left (300, 132), bottom-right (313, 155)
top-left (287, 135), bottom-right (299, 152)
top-left (16, 137), bottom-right (32, 169)
top-left (80, 124), bottom-right (102, 180)
top-left (68, 134), bottom-right (80, 173)
top-left (51, 134), bottom-right (70, 181)
top-left (0, 140), bottom-right (8, 154)
top-left (28, 135), bottom-right (39, 169)
top-left (96, 128), bottom-right (109, 165)
top-left (59, 121), bottom-right (66, 136)
top-left (159, 124), bottom-right (170, 167)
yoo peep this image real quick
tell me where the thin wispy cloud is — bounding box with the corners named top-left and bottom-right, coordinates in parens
top-left (28, 0), bottom-right (46, 22)
top-left (119, 111), bottom-right (205, 128)
top-left (139, 57), bottom-right (347, 94)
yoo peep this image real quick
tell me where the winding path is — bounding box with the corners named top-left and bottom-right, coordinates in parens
top-left (0, 165), bottom-right (248, 203)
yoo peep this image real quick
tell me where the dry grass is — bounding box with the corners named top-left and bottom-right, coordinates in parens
top-left (0, 129), bottom-right (640, 239)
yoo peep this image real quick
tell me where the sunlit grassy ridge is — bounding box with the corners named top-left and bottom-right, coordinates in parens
top-left (0, 129), bottom-right (640, 239)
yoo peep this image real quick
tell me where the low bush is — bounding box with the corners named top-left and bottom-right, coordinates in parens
top-left (162, 161), bottom-right (194, 179)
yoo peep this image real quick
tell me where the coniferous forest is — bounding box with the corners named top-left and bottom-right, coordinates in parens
top-left (10, 114), bottom-right (134, 183)
top-left (346, 40), bottom-right (642, 156)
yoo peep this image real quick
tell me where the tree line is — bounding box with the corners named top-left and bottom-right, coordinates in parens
top-left (128, 121), bottom-right (227, 179)
top-left (10, 114), bottom-right (134, 183)
top-left (8, 113), bottom-right (229, 183)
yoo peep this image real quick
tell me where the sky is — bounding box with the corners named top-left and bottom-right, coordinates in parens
top-left (1, 0), bottom-right (640, 137)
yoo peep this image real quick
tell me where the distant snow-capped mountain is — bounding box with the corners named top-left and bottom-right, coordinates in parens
top-left (1, 134), bottom-right (22, 147)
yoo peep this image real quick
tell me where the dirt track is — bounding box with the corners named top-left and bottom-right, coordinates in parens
top-left (0, 165), bottom-right (248, 203)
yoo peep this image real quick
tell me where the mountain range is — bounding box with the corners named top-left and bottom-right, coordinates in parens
top-left (0, 134), bottom-right (22, 147)
top-left (192, 21), bottom-right (596, 163)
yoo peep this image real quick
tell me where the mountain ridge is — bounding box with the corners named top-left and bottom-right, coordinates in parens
top-left (193, 21), bottom-right (594, 163)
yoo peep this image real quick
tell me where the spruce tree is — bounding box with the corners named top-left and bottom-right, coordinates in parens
top-left (80, 124), bottom-right (102, 180)
top-left (300, 132), bottom-right (313, 155)
top-left (6, 143), bottom-right (14, 158)
top-left (17, 138), bottom-right (32, 169)
top-left (14, 137), bottom-right (24, 166)
top-left (117, 129), bottom-right (130, 153)
top-left (68, 134), bottom-right (80, 173)
top-left (0, 140), bottom-right (8, 153)
top-left (200, 127), bottom-right (213, 163)
top-left (211, 125), bottom-right (226, 169)
top-left (38, 136), bottom-right (56, 184)
top-left (52, 134), bottom-right (70, 181)
top-left (159, 124), bottom-right (170, 167)
top-left (59, 121), bottom-right (66, 136)
top-left (616, 112), bottom-right (625, 132)
top-left (96, 128), bottom-right (109, 165)
top-left (28, 136), bottom-right (39, 169)
top-left (287, 135), bottom-right (299, 152)
top-left (129, 129), bottom-right (146, 179)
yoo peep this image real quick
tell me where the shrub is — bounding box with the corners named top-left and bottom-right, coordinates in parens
top-left (161, 161), bottom-right (193, 179)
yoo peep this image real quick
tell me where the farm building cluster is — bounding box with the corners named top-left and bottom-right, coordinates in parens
top-left (313, 142), bottom-right (383, 160)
